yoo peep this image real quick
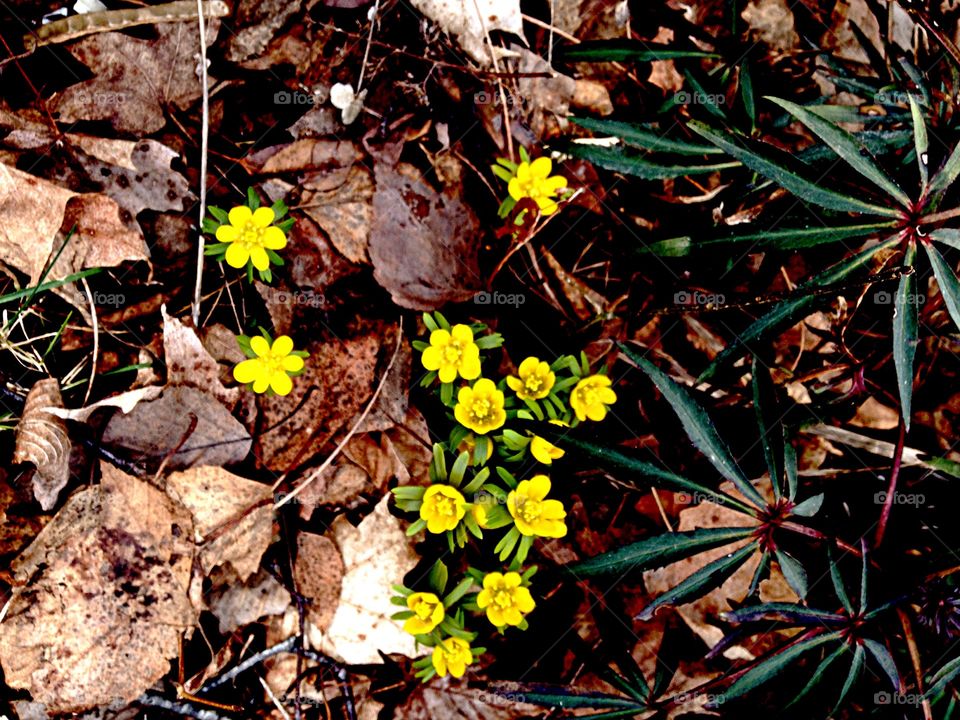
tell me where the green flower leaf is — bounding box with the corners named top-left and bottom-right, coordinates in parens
top-left (893, 244), bottom-right (918, 429)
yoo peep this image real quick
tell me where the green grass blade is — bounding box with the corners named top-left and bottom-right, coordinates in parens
top-left (893, 244), bottom-right (918, 429)
top-left (768, 97), bottom-right (911, 208)
top-left (687, 120), bottom-right (902, 216)
top-left (637, 541), bottom-right (758, 621)
top-left (565, 527), bottom-right (755, 578)
top-left (622, 345), bottom-right (767, 508)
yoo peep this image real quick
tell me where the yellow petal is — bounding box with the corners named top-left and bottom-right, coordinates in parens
top-left (252, 206), bottom-right (276, 228)
top-left (270, 372), bottom-right (293, 396)
top-left (233, 358), bottom-right (261, 384)
top-left (224, 241), bottom-right (249, 268)
top-left (215, 225), bottom-right (238, 242)
top-left (252, 375), bottom-right (270, 394)
top-left (508, 177), bottom-right (524, 201)
top-left (518, 356), bottom-right (540, 376)
top-left (250, 335), bottom-right (271, 356)
top-left (529, 156), bottom-right (553, 179)
top-left (516, 162), bottom-right (531, 181)
top-left (450, 324), bottom-right (474, 344)
top-left (282, 355), bottom-right (304, 373)
top-left (438, 364), bottom-right (458, 384)
top-left (543, 175), bottom-right (568, 192)
top-left (249, 246), bottom-right (270, 271)
top-left (504, 572), bottom-right (521, 588)
top-left (429, 328), bottom-right (451, 347)
top-left (228, 205), bottom-right (252, 226)
top-left (472, 378), bottom-right (496, 395)
top-left (536, 197), bottom-right (559, 215)
top-left (506, 376), bottom-right (523, 392)
top-left (261, 225), bottom-right (287, 249)
top-left (421, 346), bottom-right (441, 371)
top-left (527, 475), bottom-right (551, 500)
top-left (272, 335), bottom-right (294, 356)
top-left (459, 356), bottom-right (481, 380)
top-left (587, 404), bottom-right (608, 421)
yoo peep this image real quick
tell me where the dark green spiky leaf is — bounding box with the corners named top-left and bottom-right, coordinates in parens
top-left (637, 541), bottom-right (758, 621)
top-left (790, 493), bottom-right (823, 517)
top-left (485, 683), bottom-right (648, 711)
top-left (746, 549), bottom-right (771, 598)
top-left (551, 434), bottom-right (755, 514)
top-left (832, 644), bottom-right (865, 715)
top-left (558, 40), bottom-right (718, 63)
top-left (622, 345), bottom-right (767, 508)
top-left (566, 527), bottom-right (755, 577)
top-left (863, 639), bottom-right (901, 691)
top-left (713, 632), bottom-right (843, 704)
top-left (932, 228), bottom-right (960, 251)
top-left (699, 234), bottom-right (901, 381)
top-left (908, 95), bottom-right (929, 188)
top-left (775, 549), bottom-right (809, 599)
top-left (828, 547), bottom-right (854, 614)
top-left (786, 645), bottom-right (847, 709)
top-left (785, 440), bottom-right (799, 501)
top-left (570, 117), bottom-right (722, 155)
top-left (752, 357), bottom-right (784, 498)
top-left (893, 244), bottom-right (918, 429)
top-left (859, 541), bottom-right (869, 611)
top-left (723, 602), bottom-right (846, 626)
top-left (929, 141), bottom-right (960, 197)
top-left (562, 143), bottom-right (738, 179)
top-left (768, 97), bottom-right (911, 207)
top-left (740, 61), bottom-right (756, 129)
top-left (687, 121), bottom-right (901, 216)
top-left (924, 241), bottom-right (960, 333)
top-left (927, 655), bottom-right (960, 698)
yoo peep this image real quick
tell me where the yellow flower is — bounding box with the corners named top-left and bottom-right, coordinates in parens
top-left (506, 357), bottom-right (555, 401)
top-left (507, 475), bottom-right (567, 538)
top-left (215, 206), bottom-right (287, 270)
top-left (472, 492), bottom-right (497, 528)
top-left (570, 374), bottom-right (617, 422)
top-left (454, 379), bottom-right (506, 435)
top-left (421, 324), bottom-right (481, 384)
top-left (233, 335), bottom-right (305, 396)
top-left (431, 637), bottom-right (473, 678)
top-left (507, 157), bottom-right (568, 215)
top-left (530, 435), bottom-right (564, 465)
top-left (476, 571), bottom-right (536, 627)
top-left (403, 592), bottom-right (445, 635)
top-left (420, 485), bottom-right (467, 533)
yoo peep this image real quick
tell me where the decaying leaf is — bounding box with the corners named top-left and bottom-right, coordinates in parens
top-left (45, 385), bottom-right (163, 422)
top-left (294, 532), bottom-right (344, 631)
top-left (0, 463), bottom-right (197, 713)
top-left (162, 309), bottom-right (239, 408)
top-left (407, 0), bottom-right (524, 64)
top-left (102, 385), bottom-right (252, 470)
top-left (165, 465), bottom-right (273, 580)
top-left (52, 21), bottom-right (221, 133)
top-left (300, 162), bottom-right (374, 264)
top-left (14, 378), bottom-right (71, 511)
top-left (395, 679), bottom-right (540, 719)
top-left (369, 161), bottom-right (482, 309)
top-left (208, 569), bottom-right (292, 636)
top-left (314, 495), bottom-right (419, 663)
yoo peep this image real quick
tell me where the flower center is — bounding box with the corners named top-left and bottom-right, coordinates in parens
top-left (442, 342), bottom-right (463, 365)
top-left (259, 351), bottom-right (285, 375)
top-left (493, 589), bottom-right (514, 608)
top-left (516, 497), bottom-right (542, 524)
top-left (239, 220), bottom-right (264, 248)
top-left (517, 177), bottom-right (544, 199)
top-left (577, 386), bottom-right (597, 406)
top-left (471, 398), bottom-right (491, 419)
top-left (414, 600), bottom-right (435, 619)
top-left (524, 376), bottom-right (542, 392)
top-left (434, 495), bottom-right (457, 517)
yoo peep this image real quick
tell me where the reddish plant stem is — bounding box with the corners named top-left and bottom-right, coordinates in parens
top-left (873, 417), bottom-right (907, 548)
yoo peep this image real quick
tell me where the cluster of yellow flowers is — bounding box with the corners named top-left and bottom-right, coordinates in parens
top-left (202, 190), bottom-right (309, 397)
top-left (394, 312), bottom-right (617, 681)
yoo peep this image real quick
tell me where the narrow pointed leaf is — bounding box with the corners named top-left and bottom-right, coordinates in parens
top-left (775, 549), bottom-right (809, 599)
top-left (893, 244), bottom-right (918, 429)
top-left (752, 357), bottom-right (784, 498)
top-left (637, 541), bottom-right (758, 621)
top-left (927, 655), bottom-right (960, 698)
top-left (768, 97), bottom-right (911, 207)
top-left (563, 143), bottom-right (738, 179)
top-left (687, 121), bottom-right (902, 216)
top-left (786, 645), bottom-right (848, 709)
top-left (558, 40), bottom-right (718, 63)
top-left (859, 539), bottom-right (869, 611)
top-left (930, 141), bottom-right (960, 197)
top-left (863, 639), bottom-right (901, 691)
top-left (932, 228), bottom-right (960, 251)
top-left (570, 117), bottom-right (722, 155)
top-left (785, 440), bottom-right (799, 501)
top-left (909, 95), bottom-right (929, 189)
top-left (486, 683), bottom-right (648, 711)
top-left (714, 632), bottom-right (843, 704)
top-left (622, 345), bottom-right (767, 508)
top-left (924, 241), bottom-right (960, 333)
top-left (566, 527), bottom-right (755, 577)
top-left (828, 547), bottom-right (854, 614)
top-left (832, 644), bottom-right (865, 715)
top-left (699, 234), bottom-right (902, 380)
top-left (724, 602), bottom-right (846, 626)
top-left (790, 493), bottom-right (824, 517)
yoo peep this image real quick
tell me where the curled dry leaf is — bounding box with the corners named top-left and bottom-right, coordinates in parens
top-left (165, 465), bottom-right (273, 581)
top-left (13, 378), bottom-right (71, 511)
top-left (45, 385), bottom-right (163, 422)
top-left (162, 309), bottom-right (239, 408)
top-left (314, 495), bottom-right (420, 664)
top-left (369, 161), bottom-right (482, 310)
top-left (0, 463), bottom-right (198, 713)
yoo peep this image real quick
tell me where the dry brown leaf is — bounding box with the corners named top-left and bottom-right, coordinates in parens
top-left (257, 331), bottom-right (380, 470)
top-left (395, 680), bottom-right (540, 719)
top-left (226, 0), bottom-right (304, 63)
top-left (0, 463), bottom-right (198, 713)
top-left (294, 532), bottom-right (344, 631)
top-left (102, 385), bottom-right (252, 470)
top-left (208, 569), bottom-right (291, 636)
top-left (57, 193), bottom-right (151, 268)
top-left (300, 163), bottom-right (374, 264)
top-left (13, 378), bottom-right (71, 511)
top-left (386, 407), bottom-right (432, 487)
top-left (314, 495), bottom-right (419, 663)
top-left (369, 161), bottom-right (482, 309)
top-left (542, 247), bottom-right (610, 321)
top-left (46, 385), bottom-right (163, 422)
top-left (514, 46), bottom-right (577, 139)
top-left (53, 21), bottom-right (221, 133)
top-left (163, 309), bottom-right (239, 408)
top-left (407, 0), bottom-right (523, 64)
top-left (165, 465), bottom-right (273, 581)
top-left (741, 0), bottom-right (800, 52)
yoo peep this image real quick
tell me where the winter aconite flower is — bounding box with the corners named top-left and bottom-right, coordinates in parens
top-left (477, 571), bottom-right (535, 628)
top-left (508, 157), bottom-right (568, 215)
top-left (421, 324), bottom-right (482, 383)
top-left (506, 356), bottom-right (555, 401)
top-left (233, 335), bottom-right (305, 396)
top-left (432, 637), bottom-right (474, 678)
top-left (420, 485), bottom-right (467, 533)
top-left (216, 206), bottom-right (287, 270)
top-left (454, 379), bottom-right (506, 434)
top-left (530, 435), bottom-right (564, 465)
top-left (570, 374), bottom-right (617, 422)
top-left (508, 475), bottom-right (567, 538)
top-left (403, 592), bottom-right (445, 635)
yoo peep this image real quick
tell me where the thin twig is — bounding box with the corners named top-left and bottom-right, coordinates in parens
top-left (201, 636), bottom-right (297, 691)
top-left (274, 319), bottom-right (404, 508)
top-left (192, 0), bottom-right (211, 326)
top-left (873, 417), bottom-right (907, 548)
top-left (139, 694), bottom-right (231, 720)
top-left (356, 0), bottom-right (380, 92)
top-left (80, 276), bottom-right (98, 406)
